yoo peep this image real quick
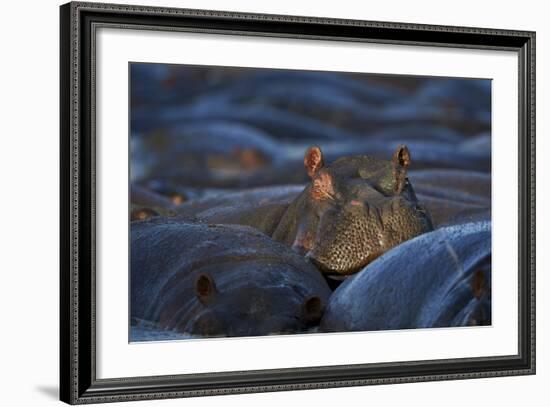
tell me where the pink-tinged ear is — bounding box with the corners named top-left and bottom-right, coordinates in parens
top-left (310, 172), bottom-right (335, 201)
top-left (304, 146), bottom-right (324, 178)
top-left (392, 145), bottom-right (411, 194)
top-left (392, 145), bottom-right (411, 169)
top-left (195, 274), bottom-right (217, 304)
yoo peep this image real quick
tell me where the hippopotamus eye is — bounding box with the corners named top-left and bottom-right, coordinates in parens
top-left (370, 184), bottom-right (391, 196)
top-left (399, 178), bottom-right (416, 197)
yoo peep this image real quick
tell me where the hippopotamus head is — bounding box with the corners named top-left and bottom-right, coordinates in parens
top-left (130, 219), bottom-right (332, 338)
top-left (176, 270), bottom-right (326, 337)
top-left (285, 145), bottom-right (433, 275)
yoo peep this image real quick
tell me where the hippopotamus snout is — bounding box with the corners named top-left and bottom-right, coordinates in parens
top-left (179, 282), bottom-right (324, 337)
top-left (181, 302), bottom-right (306, 337)
top-left (305, 196), bottom-right (432, 274)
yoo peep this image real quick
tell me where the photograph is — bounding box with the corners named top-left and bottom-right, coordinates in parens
top-left (129, 63), bottom-right (492, 341)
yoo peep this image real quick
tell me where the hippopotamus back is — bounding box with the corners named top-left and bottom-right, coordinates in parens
top-left (320, 221), bottom-right (491, 331)
top-left (131, 218), bottom-right (331, 338)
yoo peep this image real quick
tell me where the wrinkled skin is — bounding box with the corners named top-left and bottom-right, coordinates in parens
top-left (189, 146), bottom-right (433, 275)
top-left (131, 219), bottom-right (331, 338)
top-left (320, 221), bottom-right (491, 331)
top-left (267, 146), bottom-right (433, 274)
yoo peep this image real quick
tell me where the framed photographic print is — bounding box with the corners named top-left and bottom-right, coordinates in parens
top-left (60, 1), bottom-right (536, 404)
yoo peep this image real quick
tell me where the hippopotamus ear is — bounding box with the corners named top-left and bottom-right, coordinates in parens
top-left (392, 145), bottom-right (411, 194)
top-left (392, 145), bottom-right (411, 169)
top-left (130, 207), bottom-right (159, 221)
top-left (304, 146), bottom-right (324, 178)
top-left (195, 274), bottom-right (217, 304)
top-left (471, 269), bottom-right (487, 300)
top-left (301, 295), bottom-right (324, 323)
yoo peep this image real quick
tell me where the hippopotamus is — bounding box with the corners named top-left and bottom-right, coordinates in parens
top-left (410, 169), bottom-right (491, 201)
top-left (381, 78), bottom-right (491, 135)
top-left (131, 101), bottom-right (361, 143)
top-left (130, 219), bottom-right (331, 338)
top-left (408, 169), bottom-right (491, 226)
top-left (130, 183), bottom-right (180, 221)
top-left (131, 67), bottom-right (405, 141)
top-left (131, 183), bottom-right (181, 209)
top-left (188, 70), bottom-right (406, 132)
top-left (320, 221), bottom-right (491, 332)
top-left (194, 70), bottom-right (404, 107)
top-left (189, 145), bottom-right (433, 275)
top-left (130, 120), bottom-right (286, 187)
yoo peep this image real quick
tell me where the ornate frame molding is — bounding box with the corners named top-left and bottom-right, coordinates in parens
top-left (60, 2), bottom-right (535, 404)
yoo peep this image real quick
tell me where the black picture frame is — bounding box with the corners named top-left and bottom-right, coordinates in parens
top-left (60, 1), bottom-right (536, 404)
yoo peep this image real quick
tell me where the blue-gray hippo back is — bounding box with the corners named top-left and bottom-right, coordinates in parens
top-left (320, 221), bottom-right (491, 332)
top-left (131, 218), bottom-right (332, 338)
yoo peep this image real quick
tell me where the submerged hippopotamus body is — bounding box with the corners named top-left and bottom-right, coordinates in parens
top-left (131, 219), bottom-right (331, 338)
top-left (191, 146), bottom-right (433, 275)
top-left (320, 221), bottom-right (491, 332)
top-left (409, 169), bottom-right (491, 227)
